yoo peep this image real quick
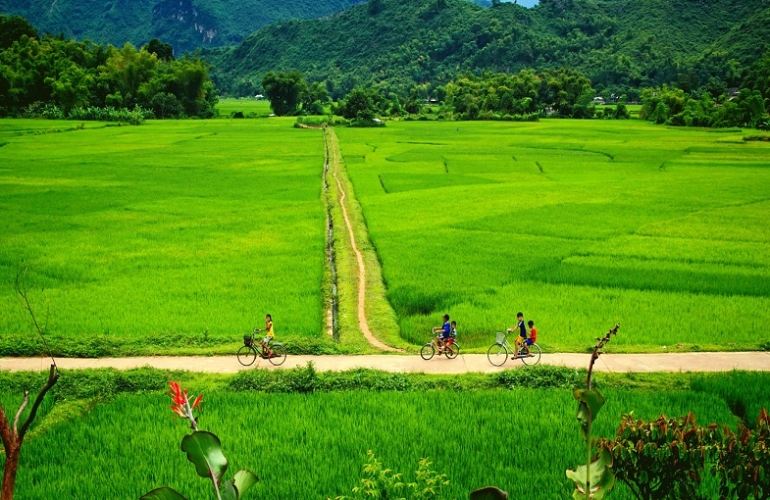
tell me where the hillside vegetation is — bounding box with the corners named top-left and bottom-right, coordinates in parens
top-left (208, 0), bottom-right (770, 98)
top-left (0, 0), bottom-right (368, 53)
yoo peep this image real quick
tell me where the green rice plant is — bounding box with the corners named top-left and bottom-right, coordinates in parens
top-left (691, 372), bottom-right (770, 427)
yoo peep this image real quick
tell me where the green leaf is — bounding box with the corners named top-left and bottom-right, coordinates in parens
top-left (220, 480), bottom-right (238, 500)
top-left (579, 390), bottom-right (606, 420)
top-left (470, 486), bottom-right (508, 499)
top-left (180, 431), bottom-right (229, 484)
top-left (575, 389), bottom-right (606, 441)
top-left (140, 487), bottom-right (189, 500)
top-left (566, 450), bottom-right (615, 500)
top-left (234, 469), bottom-right (259, 498)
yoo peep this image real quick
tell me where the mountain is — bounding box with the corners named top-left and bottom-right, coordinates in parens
top-left (0, 0), bottom-right (368, 53)
top-left (206, 0), bottom-right (770, 97)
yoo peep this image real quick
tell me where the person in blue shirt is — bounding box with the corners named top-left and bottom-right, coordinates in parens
top-left (432, 314), bottom-right (452, 353)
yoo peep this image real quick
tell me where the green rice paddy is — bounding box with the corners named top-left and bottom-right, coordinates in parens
top-left (0, 374), bottom-right (750, 499)
top-left (335, 120), bottom-right (770, 351)
top-left (0, 118), bottom-right (327, 354)
top-left (1, 117), bottom-right (769, 353)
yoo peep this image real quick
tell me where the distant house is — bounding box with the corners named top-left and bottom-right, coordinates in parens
top-left (592, 96), bottom-right (606, 105)
top-left (254, 94), bottom-right (265, 100)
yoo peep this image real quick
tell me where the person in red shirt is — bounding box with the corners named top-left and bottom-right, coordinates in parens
top-left (527, 320), bottom-right (537, 347)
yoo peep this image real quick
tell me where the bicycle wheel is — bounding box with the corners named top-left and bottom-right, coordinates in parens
top-left (420, 343), bottom-right (435, 360)
top-left (521, 343), bottom-right (542, 366)
top-left (445, 342), bottom-right (459, 359)
top-left (487, 343), bottom-right (508, 367)
top-left (237, 345), bottom-right (257, 366)
top-left (268, 343), bottom-right (287, 366)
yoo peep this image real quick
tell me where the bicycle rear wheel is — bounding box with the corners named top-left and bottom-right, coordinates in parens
top-left (487, 343), bottom-right (508, 367)
top-left (420, 343), bottom-right (435, 360)
top-left (237, 345), bottom-right (257, 366)
top-left (521, 343), bottom-right (541, 366)
top-left (268, 343), bottom-right (287, 366)
top-left (445, 342), bottom-right (459, 359)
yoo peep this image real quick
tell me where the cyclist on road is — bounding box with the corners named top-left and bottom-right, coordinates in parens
top-left (433, 314), bottom-right (452, 354)
top-left (508, 312), bottom-right (529, 359)
top-left (261, 314), bottom-right (275, 357)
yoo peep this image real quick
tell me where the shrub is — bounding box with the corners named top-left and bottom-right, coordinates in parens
top-left (334, 451), bottom-right (449, 500)
top-left (497, 365), bottom-right (582, 389)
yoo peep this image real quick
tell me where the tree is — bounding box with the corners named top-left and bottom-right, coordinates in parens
top-left (0, 15), bottom-right (38, 50)
top-left (301, 81), bottom-right (330, 115)
top-left (341, 88), bottom-right (378, 120)
top-left (144, 38), bottom-right (174, 62)
top-left (150, 92), bottom-right (182, 118)
top-left (261, 71), bottom-right (307, 116)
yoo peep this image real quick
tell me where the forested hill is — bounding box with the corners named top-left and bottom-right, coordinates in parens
top-left (207, 0), bottom-right (770, 98)
top-left (0, 0), bottom-right (369, 53)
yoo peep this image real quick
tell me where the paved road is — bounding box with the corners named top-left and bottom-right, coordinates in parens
top-left (1, 352), bottom-right (769, 374)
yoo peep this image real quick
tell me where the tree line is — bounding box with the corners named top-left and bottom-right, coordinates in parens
top-left (0, 15), bottom-right (217, 120)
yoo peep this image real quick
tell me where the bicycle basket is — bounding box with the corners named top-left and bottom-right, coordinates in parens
top-left (495, 331), bottom-right (506, 343)
top-left (243, 335), bottom-right (252, 347)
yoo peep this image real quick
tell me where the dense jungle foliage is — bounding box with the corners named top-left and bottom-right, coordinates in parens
top-left (207, 0), bottom-right (770, 103)
top-left (0, 0), bottom-right (370, 54)
top-left (0, 15), bottom-right (217, 119)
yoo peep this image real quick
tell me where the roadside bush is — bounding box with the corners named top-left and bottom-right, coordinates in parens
top-left (497, 365), bottom-right (582, 389)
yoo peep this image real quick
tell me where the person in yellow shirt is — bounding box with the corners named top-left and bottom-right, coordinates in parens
top-left (261, 314), bottom-right (275, 357)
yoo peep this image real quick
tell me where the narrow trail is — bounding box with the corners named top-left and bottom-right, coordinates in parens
top-left (2, 352), bottom-right (769, 374)
top-left (326, 128), bottom-right (398, 352)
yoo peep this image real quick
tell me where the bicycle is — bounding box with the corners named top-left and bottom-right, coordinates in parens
top-left (237, 328), bottom-right (287, 366)
top-left (486, 330), bottom-right (541, 367)
top-left (420, 332), bottom-right (460, 360)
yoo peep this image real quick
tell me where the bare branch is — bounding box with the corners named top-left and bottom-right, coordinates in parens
top-left (12, 392), bottom-right (29, 435)
top-left (18, 365), bottom-right (59, 440)
top-left (14, 266), bottom-right (57, 372)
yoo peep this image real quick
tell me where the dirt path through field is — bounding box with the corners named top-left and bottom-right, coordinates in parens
top-left (327, 129), bottom-right (398, 352)
top-left (2, 352), bottom-right (768, 374)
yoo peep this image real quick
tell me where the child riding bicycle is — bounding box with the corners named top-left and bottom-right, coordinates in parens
top-left (508, 312), bottom-right (529, 359)
top-left (259, 314), bottom-right (275, 357)
top-left (432, 314), bottom-right (452, 353)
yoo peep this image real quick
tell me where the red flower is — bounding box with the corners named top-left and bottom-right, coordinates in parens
top-left (168, 381), bottom-right (203, 422)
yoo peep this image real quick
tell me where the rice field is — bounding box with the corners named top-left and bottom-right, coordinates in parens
top-left (335, 120), bottom-right (770, 351)
top-left (0, 118), bottom-right (327, 354)
top-left (1, 386), bottom-right (740, 499)
top-left (216, 98), bottom-right (274, 118)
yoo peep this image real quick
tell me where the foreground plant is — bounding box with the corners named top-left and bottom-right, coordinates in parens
top-left (712, 408), bottom-right (770, 499)
top-left (141, 382), bottom-right (258, 500)
top-left (566, 324), bottom-right (619, 500)
top-left (598, 413), bottom-right (707, 500)
top-left (335, 451), bottom-right (449, 500)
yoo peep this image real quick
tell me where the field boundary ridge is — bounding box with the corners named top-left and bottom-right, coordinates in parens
top-left (325, 128), bottom-right (406, 352)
